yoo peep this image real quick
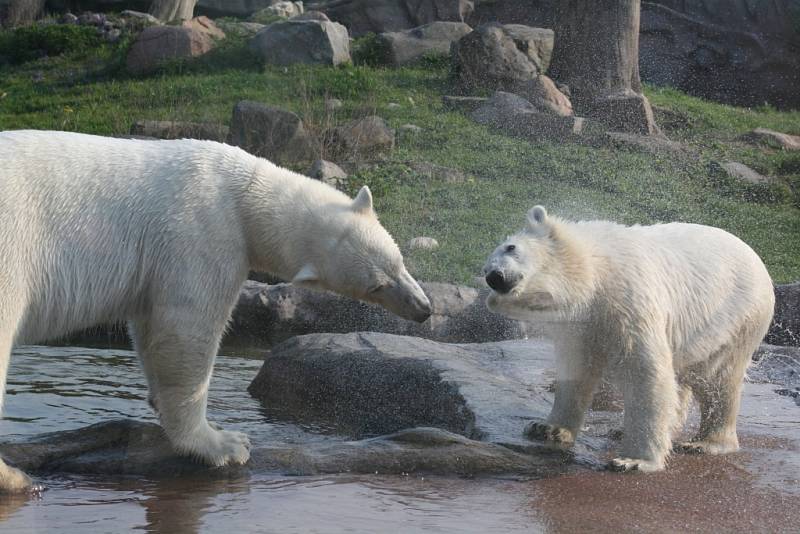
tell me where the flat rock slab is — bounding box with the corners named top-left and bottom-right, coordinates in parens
top-left (0, 420), bottom-right (571, 478)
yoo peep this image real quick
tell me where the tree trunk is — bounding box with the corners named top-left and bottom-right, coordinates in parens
top-left (549, 0), bottom-right (659, 135)
top-left (0, 0), bottom-right (45, 28)
top-left (149, 0), bottom-right (198, 23)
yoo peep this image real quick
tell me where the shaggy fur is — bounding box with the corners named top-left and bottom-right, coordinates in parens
top-left (484, 206), bottom-right (774, 472)
top-left (0, 130), bottom-right (430, 492)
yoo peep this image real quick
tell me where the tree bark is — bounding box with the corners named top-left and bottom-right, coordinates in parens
top-left (0, 0), bottom-right (45, 28)
top-left (149, 0), bottom-right (198, 23)
top-left (549, 0), bottom-right (659, 135)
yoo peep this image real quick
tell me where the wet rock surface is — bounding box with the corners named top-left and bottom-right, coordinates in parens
top-left (768, 282), bottom-right (800, 346)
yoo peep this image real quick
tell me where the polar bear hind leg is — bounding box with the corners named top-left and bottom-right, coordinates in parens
top-left (130, 298), bottom-right (250, 467)
top-left (678, 326), bottom-right (762, 455)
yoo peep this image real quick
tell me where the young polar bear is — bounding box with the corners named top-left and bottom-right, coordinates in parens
top-left (483, 206), bottom-right (774, 472)
top-left (0, 130), bottom-right (431, 492)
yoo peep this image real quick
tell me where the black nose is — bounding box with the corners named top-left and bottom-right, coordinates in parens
top-left (486, 270), bottom-right (511, 293)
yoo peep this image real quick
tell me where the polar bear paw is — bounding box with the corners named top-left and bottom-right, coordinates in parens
top-left (0, 463), bottom-right (37, 494)
top-left (523, 422), bottom-right (575, 445)
top-left (176, 425), bottom-right (251, 467)
top-left (675, 440), bottom-right (738, 455)
top-left (607, 457), bottom-right (664, 473)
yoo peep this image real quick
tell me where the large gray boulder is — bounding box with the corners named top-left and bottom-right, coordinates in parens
top-left (126, 17), bottom-right (225, 74)
top-left (250, 19), bottom-right (351, 66)
top-left (247, 333), bottom-right (608, 451)
top-left (451, 23), bottom-right (534, 92)
top-left (377, 21), bottom-right (472, 66)
top-left (228, 100), bottom-right (317, 165)
top-left (329, 115), bottom-right (395, 158)
top-left (500, 24), bottom-right (554, 73)
top-left (307, 0), bottom-right (474, 36)
top-left (451, 23), bottom-right (553, 94)
top-left (226, 280), bottom-right (534, 348)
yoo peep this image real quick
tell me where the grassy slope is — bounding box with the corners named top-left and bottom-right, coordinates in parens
top-left (1, 30), bottom-right (799, 285)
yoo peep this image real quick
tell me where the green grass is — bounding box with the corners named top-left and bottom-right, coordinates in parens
top-left (1, 31), bottom-right (799, 284)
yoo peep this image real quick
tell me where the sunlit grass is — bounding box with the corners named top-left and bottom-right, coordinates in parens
top-left (1, 34), bottom-right (798, 284)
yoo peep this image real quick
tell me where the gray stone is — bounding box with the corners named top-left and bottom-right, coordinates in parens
top-left (500, 24), bottom-right (553, 73)
top-left (250, 19), bottom-right (351, 66)
top-left (739, 128), bottom-right (800, 151)
top-left (308, 158), bottom-right (347, 186)
top-left (126, 24), bottom-right (216, 75)
top-left (330, 115), bottom-right (395, 158)
top-left (408, 236), bottom-right (439, 251)
top-left (130, 120), bottom-right (229, 142)
top-left (442, 95), bottom-right (488, 112)
top-left (228, 100), bottom-right (317, 165)
top-left (514, 74), bottom-right (573, 117)
top-left (377, 21), bottom-right (472, 66)
top-left (719, 161), bottom-right (771, 185)
top-left (225, 281), bottom-right (535, 348)
top-left (451, 23), bottom-right (538, 93)
top-left (249, 334), bottom-right (553, 441)
top-left (767, 282), bottom-right (800, 347)
top-left (307, 0), bottom-right (474, 37)
top-left (472, 91), bottom-right (587, 140)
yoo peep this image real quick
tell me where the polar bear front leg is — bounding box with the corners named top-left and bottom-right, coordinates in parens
top-left (609, 339), bottom-right (679, 473)
top-left (525, 334), bottom-right (605, 446)
top-left (131, 311), bottom-right (250, 467)
top-left (0, 330), bottom-right (36, 493)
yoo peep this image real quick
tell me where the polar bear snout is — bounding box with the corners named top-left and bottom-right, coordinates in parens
top-left (485, 269), bottom-right (520, 294)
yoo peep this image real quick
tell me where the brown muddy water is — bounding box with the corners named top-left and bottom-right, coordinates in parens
top-left (0, 345), bottom-right (798, 533)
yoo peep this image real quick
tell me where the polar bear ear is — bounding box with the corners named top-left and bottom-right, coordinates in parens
top-left (291, 264), bottom-right (320, 287)
top-left (526, 205), bottom-right (548, 231)
top-left (352, 186), bottom-right (374, 214)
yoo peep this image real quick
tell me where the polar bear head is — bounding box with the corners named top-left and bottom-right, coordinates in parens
top-left (482, 206), bottom-right (596, 321)
top-left (285, 186), bottom-right (432, 323)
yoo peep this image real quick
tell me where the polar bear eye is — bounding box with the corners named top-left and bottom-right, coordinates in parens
top-left (368, 284), bottom-right (386, 294)
top-left (505, 245), bottom-right (516, 253)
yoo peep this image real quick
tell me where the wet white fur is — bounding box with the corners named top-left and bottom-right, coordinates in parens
top-left (485, 206), bottom-right (775, 472)
top-left (0, 130), bottom-right (429, 492)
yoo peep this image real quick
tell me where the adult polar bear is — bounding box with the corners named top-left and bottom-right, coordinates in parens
top-left (484, 206), bottom-right (774, 472)
top-left (0, 130), bottom-right (431, 492)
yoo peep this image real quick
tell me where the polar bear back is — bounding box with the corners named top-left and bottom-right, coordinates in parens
top-left (0, 130), bottom-right (260, 342)
top-left (570, 219), bottom-right (774, 365)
